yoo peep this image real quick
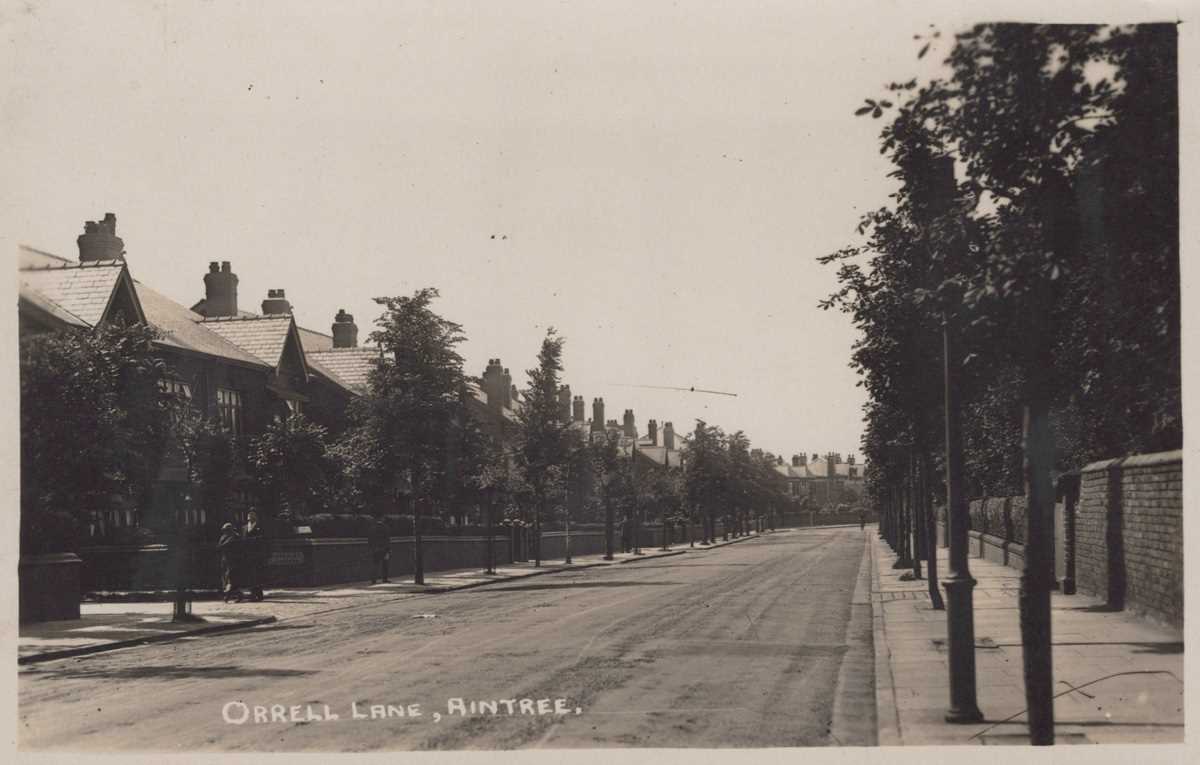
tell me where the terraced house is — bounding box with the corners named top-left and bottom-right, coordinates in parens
top-left (18, 213), bottom-right (372, 538)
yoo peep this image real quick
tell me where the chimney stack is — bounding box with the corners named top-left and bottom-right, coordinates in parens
top-left (482, 359), bottom-right (505, 411)
top-left (558, 385), bottom-right (572, 422)
top-left (793, 454), bottom-right (807, 467)
top-left (663, 422), bottom-right (675, 450)
top-left (827, 453), bottom-right (837, 478)
top-left (77, 213), bottom-right (125, 262)
top-left (261, 288), bottom-right (292, 315)
top-left (572, 395), bottom-right (585, 422)
top-left (203, 260), bottom-right (239, 317)
top-left (502, 368), bottom-right (513, 408)
top-left (591, 398), bottom-right (605, 432)
top-left (332, 309), bottom-right (358, 348)
top-left (623, 409), bottom-right (636, 438)
top-left (647, 420), bottom-right (658, 445)
top-left (848, 454), bottom-right (856, 466)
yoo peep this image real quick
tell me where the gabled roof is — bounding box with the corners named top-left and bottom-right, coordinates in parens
top-left (134, 282), bottom-right (268, 368)
top-left (307, 346), bottom-right (382, 394)
top-left (298, 327), bottom-right (334, 352)
top-left (18, 257), bottom-right (140, 328)
top-left (200, 314), bottom-right (301, 372)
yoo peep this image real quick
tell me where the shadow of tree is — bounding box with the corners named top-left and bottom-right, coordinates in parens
top-left (480, 580), bottom-right (684, 592)
top-left (28, 664), bottom-right (319, 680)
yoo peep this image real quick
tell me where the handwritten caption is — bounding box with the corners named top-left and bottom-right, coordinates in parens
top-left (222, 698), bottom-right (583, 725)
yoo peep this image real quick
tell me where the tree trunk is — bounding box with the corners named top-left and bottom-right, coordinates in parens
top-left (603, 495), bottom-right (614, 560)
top-left (413, 499), bottom-right (425, 586)
top-left (485, 494), bottom-right (495, 575)
top-left (1020, 395), bottom-right (1056, 744)
top-left (534, 493), bottom-right (543, 568)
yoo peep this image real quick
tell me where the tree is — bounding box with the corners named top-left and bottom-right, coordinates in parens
top-left (345, 287), bottom-right (475, 584)
top-left (683, 421), bottom-right (728, 545)
top-left (245, 414), bottom-right (335, 520)
top-left (831, 22), bottom-right (1180, 743)
top-left (20, 321), bottom-right (180, 554)
top-left (514, 329), bottom-right (572, 567)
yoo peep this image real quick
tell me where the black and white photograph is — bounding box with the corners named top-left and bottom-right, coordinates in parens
top-left (5, 0), bottom-right (1193, 758)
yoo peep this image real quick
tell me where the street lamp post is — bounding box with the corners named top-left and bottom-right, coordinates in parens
top-left (941, 309), bottom-right (983, 724)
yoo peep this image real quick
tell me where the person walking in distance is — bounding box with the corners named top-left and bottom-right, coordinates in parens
top-left (369, 516), bottom-right (391, 584)
top-left (243, 511), bottom-right (266, 602)
top-left (859, 507), bottom-right (866, 531)
top-left (218, 523), bottom-right (244, 603)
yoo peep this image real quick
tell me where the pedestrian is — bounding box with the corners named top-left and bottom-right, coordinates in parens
top-left (859, 508), bottom-right (866, 531)
top-left (218, 522), bottom-right (244, 603)
top-left (368, 516), bottom-right (391, 584)
top-left (243, 511), bottom-right (266, 602)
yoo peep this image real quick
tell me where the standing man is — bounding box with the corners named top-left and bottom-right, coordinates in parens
top-left (243, 511), bottom-right (266, 602)
top-left (369, 516), bottom-right (391, 584)
top-left (218, 523), bottom-right (243, 603)
top-left (859, 507), bottom-right (867, 531)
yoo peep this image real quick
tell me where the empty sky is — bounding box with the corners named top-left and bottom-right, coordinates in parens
top-left (3, 0), bottom-right (1178, 459)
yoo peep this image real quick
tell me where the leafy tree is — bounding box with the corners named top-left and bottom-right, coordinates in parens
top-left (683, 421), bottom-right (728, 544)
top-left (246, 414), bottom-right (335, 519)
top-left (342, 287), bottom-right (476, 583)
top-left (831, 23), bottom-right (1179, 743)
top-left (20, 321), bottom-right (180, 554)
top-left (514, 329), bottom-right (573, 566)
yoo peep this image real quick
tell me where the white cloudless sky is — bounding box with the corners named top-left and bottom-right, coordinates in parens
top-left (3, 0), bottom-right (1183, 460)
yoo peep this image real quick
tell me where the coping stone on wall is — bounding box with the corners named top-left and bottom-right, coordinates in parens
top-left (1081, 450), bottom-right (1182, 474)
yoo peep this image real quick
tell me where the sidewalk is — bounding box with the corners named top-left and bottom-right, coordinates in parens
top-left (870, 531), bottom-right (1184, 745)
top-left (19, 531), bottom-right (763, 665)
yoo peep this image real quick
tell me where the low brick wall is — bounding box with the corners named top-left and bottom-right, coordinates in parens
top-left (1077, 451), bottom-right (1182, 627)
top-left (82, 535), bottom-right (516, 591)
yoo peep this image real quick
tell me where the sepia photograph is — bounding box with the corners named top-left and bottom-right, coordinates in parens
top-left (5, 0), bottom-right (1192, 758)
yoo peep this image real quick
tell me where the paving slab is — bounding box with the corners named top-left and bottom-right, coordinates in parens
top-left (868, 531), bottom-right (1184, 746)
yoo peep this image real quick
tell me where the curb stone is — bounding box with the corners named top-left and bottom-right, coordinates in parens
top-left (870, 534), bottom-right (903, 746)
top-left (21, 531), bottom-right (771, 665)
top-left (18, 616), bottom-right (278, 665)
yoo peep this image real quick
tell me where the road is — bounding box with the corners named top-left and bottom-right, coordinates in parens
top-left (19, 526), bottom-right (876, 751)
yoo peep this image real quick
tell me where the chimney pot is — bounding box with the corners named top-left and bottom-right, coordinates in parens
top-left (77, 212), bottom-right (126, 262)
top-left (261, 289), bottom-right (292, 315)
top-left (332, 309), bottom-right (359, 348)
top-left (202, 259), bottom-right (239, 316)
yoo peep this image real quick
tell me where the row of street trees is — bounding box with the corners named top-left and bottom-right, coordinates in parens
top-left (823, 23), bottom-right (1179, 743)
top-left (21, 287), bottom-right (801, 579)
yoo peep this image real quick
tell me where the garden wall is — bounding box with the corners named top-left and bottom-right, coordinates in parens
top-left (1077, 451), bottom-right (1182, 627)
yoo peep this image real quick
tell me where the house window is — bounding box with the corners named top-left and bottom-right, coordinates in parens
top-left (160, 378), bottom-right (193, 399)
top-left (217, 388), bottom-right (243, 434)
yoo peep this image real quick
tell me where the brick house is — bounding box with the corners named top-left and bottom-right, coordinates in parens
top-left (18, 214), bottom-right (363, 538)
top-left (774, 452), bottom-right (867, 507)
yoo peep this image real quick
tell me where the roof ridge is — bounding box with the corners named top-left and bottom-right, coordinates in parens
top-left (20, 258), bottom-right (125, 272)
top-left (198, 314), bottom-right (291, 323)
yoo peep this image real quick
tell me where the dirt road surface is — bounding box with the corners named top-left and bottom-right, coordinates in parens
top-left (19, 526), bottom-right (876, 751)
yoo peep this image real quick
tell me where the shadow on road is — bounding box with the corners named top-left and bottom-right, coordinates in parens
top-left (27, 664), bottom-right (319, 680)
top-left (480, 580), bottom-right (685, 592)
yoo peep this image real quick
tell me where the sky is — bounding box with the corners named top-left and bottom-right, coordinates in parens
top-left (2, 0), bottom-right (1184, 460)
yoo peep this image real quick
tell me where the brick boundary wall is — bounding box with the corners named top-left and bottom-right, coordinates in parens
top-left (1077, 450), bottom-right (1182, 627)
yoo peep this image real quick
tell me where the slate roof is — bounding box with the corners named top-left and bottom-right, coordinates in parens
top-left (306, 347), bottom-right (382, 393)
top-left (18, 259), bottom-right (126, 328)
top-left (134, 282), bottom-right (268, 367)
top-left (298, 327), bottom-right (334, 352)
top-left (200, 315), bottom-right (295, 368)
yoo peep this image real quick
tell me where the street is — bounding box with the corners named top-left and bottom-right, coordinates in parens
top-left (19, 527), bottom-right (875, 751)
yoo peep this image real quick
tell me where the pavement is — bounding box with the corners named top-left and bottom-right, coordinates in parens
top-left (18, 532), bottom-right (759, 665)
top-left (19, 526), bottom-right (872, 751)
top-left (870, 530), bottom-right (1185, 745)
